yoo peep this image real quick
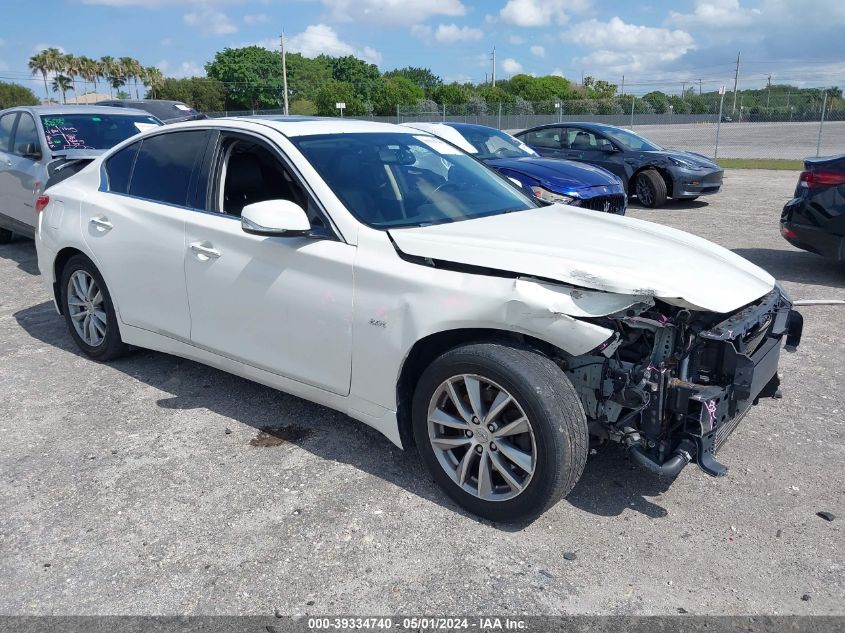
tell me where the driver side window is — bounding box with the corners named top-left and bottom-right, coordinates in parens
top-left (566, 129), bottom-right (611, 151)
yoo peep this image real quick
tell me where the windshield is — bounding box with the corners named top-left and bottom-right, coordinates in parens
top-left (597, 125), bottom-right (662, 151)
top-left (40, 114), bottom-right (162, 152)
top-left (293, 132), bottom-right (538, 229)
top-left (453, 126), bottom-right (538, 160)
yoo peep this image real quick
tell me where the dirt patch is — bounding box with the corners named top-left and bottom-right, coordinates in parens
top-left (249, 425), bottom-right (312, 447)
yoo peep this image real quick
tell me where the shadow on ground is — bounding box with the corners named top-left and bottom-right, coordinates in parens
top-left (0, 239), bottom-right (39, 276)
top-left (627, 198), bottom-right (710, 211)
top-left (732, 247), bottom-right (845, 286)
top-left (13, 299), bottom-right (671, 529)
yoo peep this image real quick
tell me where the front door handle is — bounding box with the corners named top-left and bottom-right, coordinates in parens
top-left (89, 216), bottom-right (113, 231)
top-left (189, 241), bottom-right (221, 259)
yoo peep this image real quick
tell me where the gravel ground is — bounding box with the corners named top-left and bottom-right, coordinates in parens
top-left (0, 169), bottom-right (843, 616)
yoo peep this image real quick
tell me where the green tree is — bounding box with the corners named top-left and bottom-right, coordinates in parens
top-left (583, 76), bottom-right (617, 99)
top-left (284, 53), bottom-right (331, 102)
top-left (28, 51), bottom-right (51, 100)
top-left (320, 55), bottom-right (381, 100)
top-left (372, 76), bottom-right (424, 116)
top-left (155, 77), bottom-right (226, 111)
top-left (314, 80), bottom-right (367, 116)
top-left (290, 99), bottom-right (318, 115)
top-left (476, 84), bottom-right (514, 105)
top-left (0, 82), bottom-right (40, 108)
top-left (206, 46), bottom-right (281, 110)
top-left (642, 91), bottom-right (669, 114)
top-left (52, 75), bottom-right (73, 104)
top-left (145, 66), bottom-right (164, 98)
top-left (383, 67), bottom-right (442, 94)
top-left (432, 82), bottom-right (472, 105)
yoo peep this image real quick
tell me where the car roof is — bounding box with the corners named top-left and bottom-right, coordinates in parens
top-left (223, 115), bottom-right (419, 138)
top-left (522, 121), bottom-right (618, 133)
top-left (2, 105), bottom-right (156, 117)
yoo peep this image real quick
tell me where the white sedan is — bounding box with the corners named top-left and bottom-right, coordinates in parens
top-left (34, 117), bottom-right (801, 521)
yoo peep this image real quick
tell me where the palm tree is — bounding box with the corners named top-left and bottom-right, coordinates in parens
top-left (63, 54), bottom-right (81, 102)
top-left (52, 75), bottom-right (73, 104)
top-left (78, 56), bottom-right (99, 100)
top-left (28, 51), bottom-right (50, 101)
top-left (120, 57), bottom-right (142, 99)
top-left (99, 56), bottom-right (117, 98)
top-left (144, 66), bottom-right (164, 98)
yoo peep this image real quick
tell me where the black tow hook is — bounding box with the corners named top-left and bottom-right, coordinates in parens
top-left (627, 439), bottom-right (697, 477)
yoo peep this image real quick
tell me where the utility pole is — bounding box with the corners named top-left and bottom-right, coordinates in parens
top-left (280, 32), bottom-right (289, 115)
top-left (491, 47), bottom-right (496, 87)
top-left (620, 74), bottom-right (625, 97)
top-left (766, 74), bottom-right (772, 113)
top-left (731, 51), bottom-right (740, 113)
top-left (681, 81), bottom-right (687, 102)
top-left (698, 78), bottom-right (702, 95)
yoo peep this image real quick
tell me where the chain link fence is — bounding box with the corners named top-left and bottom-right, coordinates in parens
top-left (206, 94), bottom-right (844, 161)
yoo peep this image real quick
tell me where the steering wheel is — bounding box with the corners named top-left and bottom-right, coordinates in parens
top-left (494, 147), bottom-right (512, 157)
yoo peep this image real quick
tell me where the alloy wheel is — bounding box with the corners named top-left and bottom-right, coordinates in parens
top-left (636, 176), bottom-right (653, 206)
top-left (67, 270), bottom-right (107, 347)
top-left (426, 374), bottom-right (537, 502)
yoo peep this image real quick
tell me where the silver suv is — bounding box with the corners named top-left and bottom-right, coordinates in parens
top-left (0, 105), bottom-right (160, 242)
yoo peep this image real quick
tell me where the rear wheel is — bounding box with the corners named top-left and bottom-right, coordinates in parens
top-left (635, 169), bottom-right (667, 208)
top-left (412, 342), bottom-right (588, 522)
top-left (0, 228), bottom-right (13, 244)
top-left (60, 254), bottom-right (128, 361)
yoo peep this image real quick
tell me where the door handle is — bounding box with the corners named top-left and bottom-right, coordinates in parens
top-left (189, 241), bottom-right (221, 259)
top-left (89, 216), bottom-right (113, 231)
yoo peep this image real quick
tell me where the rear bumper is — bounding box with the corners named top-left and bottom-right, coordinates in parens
top-left (781, 198), bottom-right (845, 260)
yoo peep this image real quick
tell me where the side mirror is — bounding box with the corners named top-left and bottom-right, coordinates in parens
top-left (19, 143), bottom-right (42, 160)
top-left (241, 199), bottom-right (311, 237)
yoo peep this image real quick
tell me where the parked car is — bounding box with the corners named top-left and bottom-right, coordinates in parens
top-left (35, 117), bottom-right (801, 521)
top-left (403, 122), bottom-right (626, 214)
top-left (515, 122), bottom-right (724, 208)
top-left (96, 99), bottom-right (207, 124)
top-left (781, 154), bottom-right (845, 260)
top-left (0, 106), bottom-right (161, 242)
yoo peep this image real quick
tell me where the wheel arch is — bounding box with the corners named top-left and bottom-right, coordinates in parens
top-left (395, 328), bottom-right (563, 449)
top-left (630, 164), bottom-right (674, 198)
top-left (52, 246), bottom-right (88, 314)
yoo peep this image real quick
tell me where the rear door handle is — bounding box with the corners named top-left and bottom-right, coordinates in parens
top-left (89, 216), bottom-right (113, 231)
top-left (189, 241), bottom-right (221, 259)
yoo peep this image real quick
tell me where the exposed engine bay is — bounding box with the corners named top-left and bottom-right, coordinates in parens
top-left (561, 287), bottom-right (802, 477)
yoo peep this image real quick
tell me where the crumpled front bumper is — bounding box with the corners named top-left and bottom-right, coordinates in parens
top-left (665, 287), bottom-right (801, 476)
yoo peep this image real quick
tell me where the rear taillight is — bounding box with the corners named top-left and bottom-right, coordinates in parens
top-left (35, 195), bottom-right (50, 213)
top-left (799, 170), bottom-right (845, 188)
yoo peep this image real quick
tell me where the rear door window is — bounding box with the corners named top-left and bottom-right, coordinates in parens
top-left (129, 131), bottom-right (210, 207)
top-left (522, 128), bottom-right (563, 149)
top-left (12, 113), bottom-right (39, 156)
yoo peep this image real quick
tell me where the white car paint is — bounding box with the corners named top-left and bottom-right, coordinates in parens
top-left (35, 117), bottom-right (777, 450)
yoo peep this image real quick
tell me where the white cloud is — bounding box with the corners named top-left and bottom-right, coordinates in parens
top-left (244, 13), bottom-right (271, 25)
top-left (500, 0), bottom-right (591, 27)
top-left (551, 68), bottom-right (565, 77)
top-left (530, 45), bottom-right (545, 57)
top-left (414, 23), bottom-right (484, 44)
top-left (668, 0), bottom-right (762, 28)
top-left (567, 17), bottom-right (695, 72)
top-left (501, 57), bottom-right (524, 75)
top-left (509, 35), bottom-right (524, 44)
top-left (322, 0), bottom-right (466, 25)
top-left (184, 7), bottom-right (237, 35)
top-left (157, 59), bottom-right (205, 78)
top-left (33, 43), bottom-right (66, 54)
top-left (284, 24), bottom-right (383, 65)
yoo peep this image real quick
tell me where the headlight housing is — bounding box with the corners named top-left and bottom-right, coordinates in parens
top-left (530, 186), bottom-right (575, 204)
top-left (668, 156), bottom-right (705, 170)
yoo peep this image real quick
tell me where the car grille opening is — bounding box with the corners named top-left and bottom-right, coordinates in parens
top-left (577, 194), bottom-right (626, 214)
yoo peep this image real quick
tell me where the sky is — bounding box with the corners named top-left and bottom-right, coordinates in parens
top-left (1, 0), bottom-right (844, 98)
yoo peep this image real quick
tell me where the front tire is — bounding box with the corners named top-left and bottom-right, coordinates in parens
top-left (60, 254), bottom-right (128, 361)
top-left (634, 169), bottom-right (668, 208)
top-left (412, 342), bottom-right (588, 522)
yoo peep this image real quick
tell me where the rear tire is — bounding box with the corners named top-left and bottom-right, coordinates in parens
top-left (0, 228), bottom-right (13, 244)
top-left (412, 342), bottom-right (588, 522)
top-left (59, 254), bottom-right (128, 361)
top-left (634, 169), bottom-right (668, 208)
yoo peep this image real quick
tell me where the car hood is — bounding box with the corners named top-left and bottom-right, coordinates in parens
top-left (486, 157), bottom-right (621, 190)
top-left (642, 149), bottom-right (720, 170)
top-left (388, 205), bottom-right (774, 313)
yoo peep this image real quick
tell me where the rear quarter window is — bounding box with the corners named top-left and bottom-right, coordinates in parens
top-left (104, 141), bottom-right (140, 194)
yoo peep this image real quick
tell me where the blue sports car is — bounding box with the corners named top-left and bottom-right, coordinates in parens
top-left (403, 122), bottom-right (627, 215)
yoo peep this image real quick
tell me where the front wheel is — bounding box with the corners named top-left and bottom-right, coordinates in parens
top-left (634, 169), bottom-right (667, 208)
top-left (60, 253), bottom-right (128, 361)
top-left (412, 342), bottom-right (588, 522)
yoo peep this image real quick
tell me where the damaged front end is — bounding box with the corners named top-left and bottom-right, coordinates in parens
top-left (563, 286), bottom-right (802, 478)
